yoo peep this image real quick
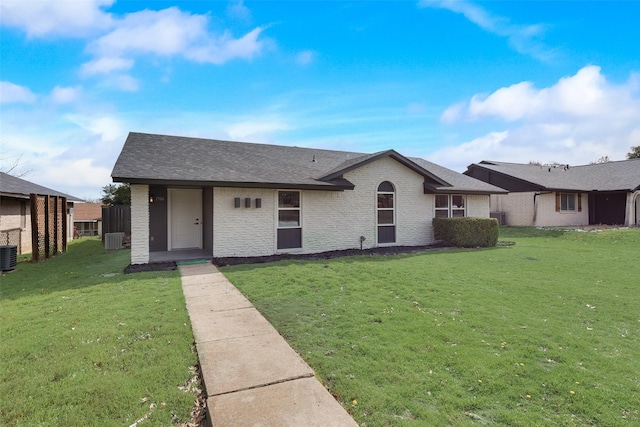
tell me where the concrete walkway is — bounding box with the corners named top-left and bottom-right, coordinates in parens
top-left (179, 262), bottom-right (358, 427)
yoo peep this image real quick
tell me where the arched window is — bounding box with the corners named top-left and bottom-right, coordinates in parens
top-left (377, 181), bottom-right (396, 244)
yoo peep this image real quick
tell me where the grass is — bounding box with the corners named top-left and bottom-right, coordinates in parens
top-left (221, 227), bottom-right (640, 426)
top-left (0, 238), bottom-right (198, 426)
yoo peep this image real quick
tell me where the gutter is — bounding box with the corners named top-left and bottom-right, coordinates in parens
top-left (533, 191), bottom-right (553, 224)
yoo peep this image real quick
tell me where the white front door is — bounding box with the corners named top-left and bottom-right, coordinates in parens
top-left (169, 189), bottom-right (202, 250)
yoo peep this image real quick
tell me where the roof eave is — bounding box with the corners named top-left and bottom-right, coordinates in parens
top-left (114, 177), bottom-right (354, 191)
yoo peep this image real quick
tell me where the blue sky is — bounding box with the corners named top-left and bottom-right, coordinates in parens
top-left (1, 0), bottom-right (639, 200)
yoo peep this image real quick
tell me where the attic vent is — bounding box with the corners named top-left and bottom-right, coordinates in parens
top-left (105, 232), bottom-right (124, 250)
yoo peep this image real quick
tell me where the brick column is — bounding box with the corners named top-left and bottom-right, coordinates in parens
top-left (131, 184), bottom-right (150, 264)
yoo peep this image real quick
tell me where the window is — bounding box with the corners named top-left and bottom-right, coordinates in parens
top-left (561, 193), bottom-right (575, 211)
top-left (277, 191), bottom-right (302, 249)
top-left (435, 195), bottom-right (466, 218)
top-left (435, 195), bottom-right (449, 218)
top-left (556, 192), bottom-right (582, 212)
top-left (377, 181), bottom-right (396, 244)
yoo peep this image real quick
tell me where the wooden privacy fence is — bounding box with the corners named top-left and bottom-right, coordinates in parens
top-left (102, 205), bottom-right (131, 240)
top-left (30, 194), bottom-right (67, 262)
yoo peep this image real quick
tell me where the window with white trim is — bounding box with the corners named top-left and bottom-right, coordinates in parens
top-left (560, 193), bottom-right (576, 211)
top-left (277, 191), bottom-right (302, 249)
top-left (377, 181), bottom-right (396, 244)
top-left (435, 194), bottom-right (466, 218)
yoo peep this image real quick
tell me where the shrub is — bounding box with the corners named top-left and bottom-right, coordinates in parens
top-left (433, 217), bottom-right (499, 247)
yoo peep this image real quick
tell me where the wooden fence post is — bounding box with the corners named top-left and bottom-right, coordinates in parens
top-left (62, 198), bottom-right (68, 252)
top-left (44, 195), bottom-right (50, 259)
top-left (30, 194), bottom-right (39, 262)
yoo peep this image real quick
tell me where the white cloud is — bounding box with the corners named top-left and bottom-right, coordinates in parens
top-left (0, 0), bottom-right (114, 38)
top-left (431, 66), bottom-right (640, 170)
top-left (80, 57), bottom-right (134, 76)
top-left (97, 74), bottom-right (140, 92)
top-left (296, 50), bottom-right (316, 66)
top-left (67, 114), bottom-right (126, 144)
top-left (226, 117), bottom-right (291, 141)
top-left (0, 81), bottom-right (37, 104)
top-left (186, 27), bottom-right (265, 64)
top-left (419, 0), bottom-right (555, 61)
top-left (50, 86), bottom-right (80, 104)
top-left (226, 0), bottom-right (252, 23)
top-left (84, 7), bottom-right (264, 69)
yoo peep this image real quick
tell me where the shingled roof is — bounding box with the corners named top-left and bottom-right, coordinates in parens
top-left (0, 172), bottom-right (82, 201)
top-left (468, 160), bottom-right (640, 192)
top-left (112, 132), bottom-right (505, 194)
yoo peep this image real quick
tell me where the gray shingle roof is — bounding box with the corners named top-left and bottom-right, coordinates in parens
top-left (112, 132), bottom-right (505, 194)
top-left (472, 160), bottom-right (640, 192)
top-left (0, 172), bottom-right (82, 201)
top-left (410, 158), bottom-right (507, 194)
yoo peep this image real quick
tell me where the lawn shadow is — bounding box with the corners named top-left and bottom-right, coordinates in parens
top-left (499, 226), bottom-right (566, 239)
top-left (0, 239), bottom-right (178, 301)
top-left (217, 245), bottom-right (508, 272)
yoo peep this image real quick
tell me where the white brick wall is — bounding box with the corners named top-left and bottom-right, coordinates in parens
top-left (304, 156), bottom-right (434, 251)
top-left (130, 184), bottom-right (149, 264)
top-left (491, 192), bottom-right (589, 226)
top-left (210, 157), bottom-right (492, 257)
top-left (466, 194), bottom-right (490, 218)
top-left (213, 188), bottom-right (275, 257)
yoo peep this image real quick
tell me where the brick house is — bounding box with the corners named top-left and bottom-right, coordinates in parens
top-left (111, 132), bottom-right (506, 264)
top-left (464, 160), bottom-right (640, 227)
top-left (73, 203), bottom-right (103, 237)
top-left (0, 172), bottom-right (80, 254)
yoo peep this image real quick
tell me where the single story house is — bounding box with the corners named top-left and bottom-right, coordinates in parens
top-left (464, 160), bottom-right (640, 227)
top-left (73, 203), bottom-right (103, 237)
top-left (112, 132), bottom-right (506, 264)
top-left (0, 172), bottom-right (80, 254)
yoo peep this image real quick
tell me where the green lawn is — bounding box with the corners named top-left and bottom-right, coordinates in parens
top-left (221, 228), bottom-right (640, 426)
top-left (0, 239), bottom-right (198, 426)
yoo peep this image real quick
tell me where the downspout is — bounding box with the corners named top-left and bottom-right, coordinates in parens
top-left (533, 191), bottom-right (553, 226)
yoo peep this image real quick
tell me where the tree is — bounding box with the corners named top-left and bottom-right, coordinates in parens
top-left (590, 155), bottom-right (610, 164)
top-left (627, 145), bottom-right (640, 159)
top-left (0, 153), bottom-right (32, 177)
top-left (101, 183), bottom-right (131, 206)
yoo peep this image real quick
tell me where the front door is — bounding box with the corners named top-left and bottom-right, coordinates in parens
top-left (169, 189), bottom-right (202, 250)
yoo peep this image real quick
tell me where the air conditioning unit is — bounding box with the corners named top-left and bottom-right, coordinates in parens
top-left (0, 245), bottom-right (17, 272)
top-left (104, 232), bottom-right (125, 250)
top-left (490, 211), bottom-right (506, 226)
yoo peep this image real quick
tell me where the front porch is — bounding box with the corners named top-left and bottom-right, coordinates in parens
top-left (149, 248), bottom-right (212, 263)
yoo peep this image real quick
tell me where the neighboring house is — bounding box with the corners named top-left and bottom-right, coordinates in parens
top-left (0, 172), bottom-right (81, 254)
top-left (112, 132), bottom-right (505, 264)
top-left (73, 203), bottom-right (103, 237)
top-left (464, 160), bottom-right (640, 227)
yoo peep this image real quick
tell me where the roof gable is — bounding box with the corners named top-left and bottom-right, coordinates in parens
top-left (319, 149), bottom-right (451, 187)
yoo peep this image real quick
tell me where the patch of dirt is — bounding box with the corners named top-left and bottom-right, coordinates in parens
top-left (213, 243), bottom-right (448, 266)
top-left (123, 261), bottom-right (177, 274)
